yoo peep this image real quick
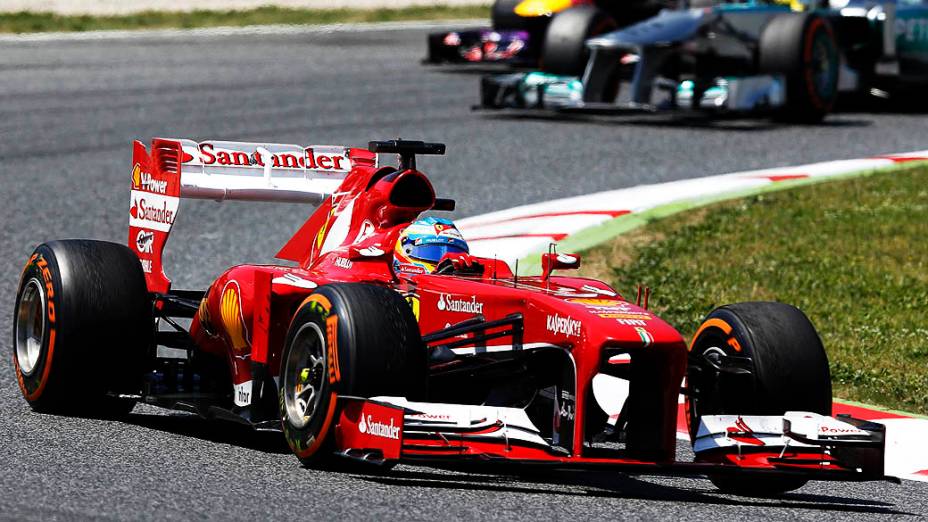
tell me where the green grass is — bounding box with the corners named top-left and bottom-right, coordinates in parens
top-left (579, 165), bottom-right (928, 414)
top-left (0, 5), bottom-right (490, 34)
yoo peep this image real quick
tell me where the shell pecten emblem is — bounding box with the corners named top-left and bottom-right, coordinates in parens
top-left (406, 295), bottom-right (420, 321)
top-left (131, 163), bottom-right (142, 189)
top-left (220, 281), bottom-right (250, 352)
top-left (197, 297), bottom-right (216, 336)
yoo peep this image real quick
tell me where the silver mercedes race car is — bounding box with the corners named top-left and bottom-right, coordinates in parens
top-left (480, 0), bottom-right (928, 121)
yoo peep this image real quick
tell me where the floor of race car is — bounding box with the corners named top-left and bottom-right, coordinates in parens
top-left (2, 22), bottom-right (928, 521)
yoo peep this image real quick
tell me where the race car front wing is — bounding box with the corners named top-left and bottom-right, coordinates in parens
top-left (479, 71), bottom-right (788, 115)
top-left (426, 29), bottom-right (535, 66)
top-left (332, 396), bottom-right (891, 483)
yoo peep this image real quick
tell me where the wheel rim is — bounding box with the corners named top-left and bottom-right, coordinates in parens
top-left (688, 331), bottom-right (754, 436)
top-left (809, 31), bottom-right (838, 101)
top-left (691, 345), bottom-right (726, 415)
top-left (15, 278), bottom-right (46, 376)
top-left (282, 322), bottom-right (327, 429)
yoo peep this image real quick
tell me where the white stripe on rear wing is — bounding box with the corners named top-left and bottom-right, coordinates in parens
top-left (174, 139), bottom-right (368, 204)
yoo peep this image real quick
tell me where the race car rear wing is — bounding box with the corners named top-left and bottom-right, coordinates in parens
top-left (128, 138), bottom-right (376, 293)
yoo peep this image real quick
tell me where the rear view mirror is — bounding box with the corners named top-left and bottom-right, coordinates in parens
top-left (541, 252), bottom-right (581, 280)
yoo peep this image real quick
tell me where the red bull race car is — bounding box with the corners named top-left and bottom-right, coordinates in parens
top-left (13, 138), bottom-right (895, 495)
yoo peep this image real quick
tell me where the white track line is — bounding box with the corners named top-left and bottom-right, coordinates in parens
top-left (0, 18), bottom-right (487, 43)
top-left (458, 150), bottom-right (928, 265)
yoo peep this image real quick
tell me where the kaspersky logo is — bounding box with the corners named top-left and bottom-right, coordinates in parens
top-left (358, 414), bottom-right (400, 440)
top-left (546, 313), bottom-right (581, 338)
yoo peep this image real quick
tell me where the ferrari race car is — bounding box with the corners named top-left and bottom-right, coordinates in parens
top-left (480, 0), bottom-right (928, 121)
top-left (425, 0), bottom-right (672, 69)
top-left (13, 138), bottom-right (895, 495)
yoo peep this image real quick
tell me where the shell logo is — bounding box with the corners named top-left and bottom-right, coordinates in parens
top-left (406, 295), bottom-right (420, 321)
top-left (220, 281), bottom-right (249, 352)
top-left (198, 297), bottom-right (210, 325)
top-left (315, 206), bottom-right (337, 253)
top-left (131, 163), bottom-right (142, 189)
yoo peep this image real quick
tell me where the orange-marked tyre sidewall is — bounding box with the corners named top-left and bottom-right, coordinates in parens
top-left (13, 251), bottom-right (60, 406)
top-left (685, 316), bottom-right (744, 438)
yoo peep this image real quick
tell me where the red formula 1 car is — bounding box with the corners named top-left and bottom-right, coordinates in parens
top-left (13, 138), bottom-right (892, 495)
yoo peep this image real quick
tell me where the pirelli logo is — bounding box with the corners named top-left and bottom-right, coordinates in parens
top-left (326, 315), bottom-right (340, 384)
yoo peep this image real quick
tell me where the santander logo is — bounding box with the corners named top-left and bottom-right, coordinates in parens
top-left (358, 414), bottom-right (400, 440)
top-left (183, 143), bottom-right (348, 171)
top-left (129, 191), bottom-right (179, 233)
top-left (130, 198), bottom-right (175, 225)
top-left (436, 294), bottom-right (484, 314)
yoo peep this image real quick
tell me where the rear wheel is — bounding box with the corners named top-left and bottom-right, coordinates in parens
top-left (13, 240), bottom-right (153, 417)
top-left (759, 13), bottom-right (839, 123)
top-left (687, 302), bottom-right (831, 496)
top-left (279, 283), bottom-right (426, 467)
top-left (541, 5), bottom-right (617, 76)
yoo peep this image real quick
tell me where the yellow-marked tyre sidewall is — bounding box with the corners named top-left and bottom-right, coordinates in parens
top-left (278, 283), bottom-right (428, 468)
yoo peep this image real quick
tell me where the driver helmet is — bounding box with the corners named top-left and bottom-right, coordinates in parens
top-left (393, 217), bottom-right (469, 274)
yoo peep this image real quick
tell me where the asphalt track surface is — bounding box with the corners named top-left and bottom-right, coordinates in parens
top-left (1, 24), bottom-right (927, 521)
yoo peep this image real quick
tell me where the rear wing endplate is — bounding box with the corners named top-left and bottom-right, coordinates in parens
top-left (128, 138), bottom-right (376, 292)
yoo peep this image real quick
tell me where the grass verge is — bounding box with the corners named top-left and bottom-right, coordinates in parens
top-left (578, 165), bottom-right (928, 414)
top-left (0, 5), bottom-right (490, 34)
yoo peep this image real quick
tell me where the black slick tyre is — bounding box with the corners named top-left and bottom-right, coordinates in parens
top-left (492, 0), bottom-right (527, 30)
top-left (279, 283), bottom-right (426, 467)
top-left (687, 301), bottom-right (831, 496)
top-left (541, 5), bottom-right (617, 76)
top-left (759, 13), bottom-right (839, 122)
top-left (13, 240), bottom-right (153, 417)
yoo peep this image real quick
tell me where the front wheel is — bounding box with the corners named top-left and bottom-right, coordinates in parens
top-left (687, 301), bottom-right (831, 495)
top-left (759, 13), bottom-right (839, 123)
top-left (541, 5), bottom-right (617, 76)
top-left (279, 283), bottom-right (426, 467)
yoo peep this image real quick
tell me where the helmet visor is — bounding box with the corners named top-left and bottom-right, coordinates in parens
top-left (408, 243), bottom-right (469, 264)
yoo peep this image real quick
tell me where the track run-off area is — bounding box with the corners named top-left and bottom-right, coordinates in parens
top-left (1, 22), bottom-right (927, 520)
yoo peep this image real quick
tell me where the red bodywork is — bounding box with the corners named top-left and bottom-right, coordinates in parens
top-left (127, 138), bottom-right (886, 481)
